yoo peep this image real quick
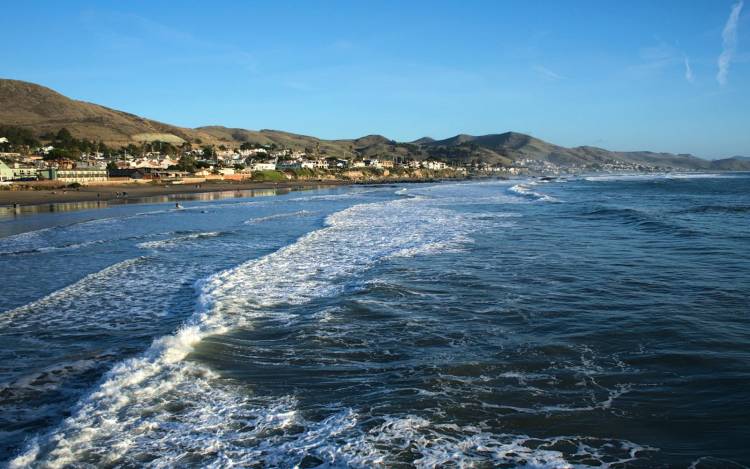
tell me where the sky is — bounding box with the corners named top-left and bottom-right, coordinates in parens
top-left (1, 0), bottom-right (748, 158)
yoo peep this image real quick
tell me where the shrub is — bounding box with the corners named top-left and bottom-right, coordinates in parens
top-left (251, 170), bottom-right (287, 182)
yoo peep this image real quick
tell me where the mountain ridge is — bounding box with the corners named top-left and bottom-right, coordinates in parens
top-left (1, 78), bottom-right (748, 170)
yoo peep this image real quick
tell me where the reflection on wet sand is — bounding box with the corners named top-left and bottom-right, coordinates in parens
top-left (0, 187), bottom-right (316, 218)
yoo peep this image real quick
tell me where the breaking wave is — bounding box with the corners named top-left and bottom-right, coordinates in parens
top-left (244, 210), bottom-right (317, 224)
top-left (137, 231), bottom-right (224, 250)
top-left (508, 183), bottom-right (559, 202)
top-left (10, 195), bottom-right (482, 467)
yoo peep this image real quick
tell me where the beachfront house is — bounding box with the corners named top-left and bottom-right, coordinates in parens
top-left (38, 167), bottom-right (108, 184)
top-left (0, 160), bottom-right (13, 181)
top-left (250, 161), bottom-right (277, 171)
top-left (276, 160), bottom-right (302, 170)
top-left (423, 160), bottom-right (447, 170)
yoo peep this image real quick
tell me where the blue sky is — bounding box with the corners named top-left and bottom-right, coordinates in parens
top-left (2, 1), bottom-right (748, 158)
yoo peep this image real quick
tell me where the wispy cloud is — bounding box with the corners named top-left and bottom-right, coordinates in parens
top-left (683, 55), bottom-right (695, 83)
top-left (533, 65), bottom-right (565, 80)
top-left (717, 1), bottom-right (744, 86)
top-left (630, 42), bottom-right (697, 83)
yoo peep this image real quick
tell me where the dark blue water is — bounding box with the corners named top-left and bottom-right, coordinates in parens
top-left (1, 175), bottom-right (748, 467)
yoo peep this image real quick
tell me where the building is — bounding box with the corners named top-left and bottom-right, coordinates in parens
top-left (0, 161), bottom-right (39, 181)
top-left (108, 168), bottom-right (149, 179)
top-left (10, 163), bottom-right (38, 180)
top-left (0, 160), bottom-right (13, 181)
top-left (276, 160), bottom-right (302, 170)
top-left (250, 162), bottom-right (277, 171)
top-left (423, 160), bottom-right (447, 170)
top-left (38, 167), bottom-right (108, 184)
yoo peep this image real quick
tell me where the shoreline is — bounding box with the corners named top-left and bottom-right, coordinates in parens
top-left (0, 175), bottom-right (476, 210)
top-left (0, 180), bottom-right (350, 209)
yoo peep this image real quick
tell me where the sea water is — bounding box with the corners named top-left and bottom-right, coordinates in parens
top-left (1, 175), bottom-right (748, 467)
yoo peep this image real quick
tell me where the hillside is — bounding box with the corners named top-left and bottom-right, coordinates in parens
top-left (0, 79), bottom-right (219, 147)
top-left (1, 78), bottom-right (748, 170)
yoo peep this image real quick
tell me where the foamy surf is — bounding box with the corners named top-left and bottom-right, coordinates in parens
top-left (9, 195), bottom-right (479, 467)
top-left (508, 182), bottom-right (559, 202)
top-left (137, 231), bottom-right (223, 250)
top-left (244, 209), bottom-right (317, 224)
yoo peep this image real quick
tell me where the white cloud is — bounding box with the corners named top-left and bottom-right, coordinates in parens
top-left (532, 65), bottom-right (565, 80)
top-left (684, 55), bottom-right (695, 83)
top-left (717, 1), bottom-right (744, 86)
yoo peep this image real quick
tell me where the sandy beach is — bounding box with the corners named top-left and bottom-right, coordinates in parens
top-left (0, 180), bottom-right (350, 208)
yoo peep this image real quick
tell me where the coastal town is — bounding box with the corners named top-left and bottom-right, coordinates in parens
top-left (0, 126), bottom-right (679, 190)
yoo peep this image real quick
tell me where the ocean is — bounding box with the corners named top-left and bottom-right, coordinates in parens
top-left (1, 175), bottom-right (748, 468)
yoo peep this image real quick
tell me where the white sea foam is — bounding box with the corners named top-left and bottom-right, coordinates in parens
top-left (244, 209), bottom-right (316, 224)
top-left (137, 231), bottom-right (223, 249)
top-left (583, 172), bottom-right (741, 182)
top-left (509, 182), bottom-right (559, 202)
top-left (9, 190), bottom-right (656, 467)
top-left (10, 195), bottom-right (478, 466)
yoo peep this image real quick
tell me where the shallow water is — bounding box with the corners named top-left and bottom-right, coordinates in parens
top-left (1, 176), bottom-right (749, 467)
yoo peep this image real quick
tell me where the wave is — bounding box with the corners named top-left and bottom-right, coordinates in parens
top-left (675, 204), bottom-right (750, 215)
top-left (10, 196), bottom-right (479, 467)
top-left (0, 238), bottom-right (109, 256)
top-left (508, 183), bottom-right (559, 202)
top-left (583, 172), bottom-right (742, 182)
top-left (583, 206), bottom-right (699, 237)
top-left (136, 231), bottom-right (223, 250)
top-left (243, 210), bottom-right (317, 224)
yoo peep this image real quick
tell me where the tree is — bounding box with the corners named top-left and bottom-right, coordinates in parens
top-left (55, 128), bottom-right (73, 146)
top-left (44, 148), bottom-right (79, 161)
top-left (201, 145), bottom-right (214, 159)
top-left (0, 125), bottom-right (40, 148)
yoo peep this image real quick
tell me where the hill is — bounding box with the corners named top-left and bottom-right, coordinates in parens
top-left (0, 79), bottom-right (218, 147)
top-left (1, 78), bottom-right (748, 170)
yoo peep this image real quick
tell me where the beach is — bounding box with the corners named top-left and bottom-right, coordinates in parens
top-left (0, 180), bottom-right (349, 208)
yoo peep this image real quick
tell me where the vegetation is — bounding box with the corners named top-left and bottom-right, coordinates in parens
top-left (0, 125), bottom-right (40, 149)
top-left (251, 170), bottom-right (287, 182)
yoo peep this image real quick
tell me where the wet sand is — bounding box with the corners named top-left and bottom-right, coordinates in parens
top-left (0, 180), bottom-right (348, 208)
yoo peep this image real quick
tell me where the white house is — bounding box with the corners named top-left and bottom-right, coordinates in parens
top-left (250, 162), bottom-right (277, 171)
top-left (423, 160), bottom-right (447, 170)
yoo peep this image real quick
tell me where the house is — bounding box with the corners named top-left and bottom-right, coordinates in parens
top-left (422, 160), bottom-right (447, 170)
top-left (380, 160), bottom-right (394, 169)
top-left (0, 161), bottom-right (38, 181)
top-left (312, 159), bottom-right (329, 169)
top-left (38, 167), bottom-right (108, 183)
top-left (250, 162), bottom-right (277, 171)
top-left (150, 170), bottom-right (191, 179)
top-left (10, 163), bottom-right (38, 180)
top-left (0, 160), bottom-right (13, 181)
top-left (108, 168), bottom-right (148, 179)
top-left (276, 160), bottom-right (302, 170)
